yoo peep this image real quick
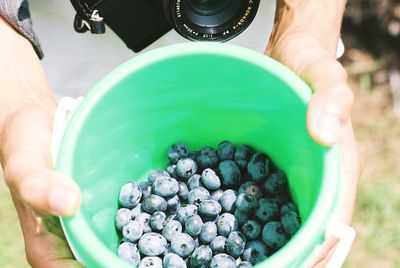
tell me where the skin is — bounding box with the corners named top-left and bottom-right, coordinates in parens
top-left (0, 0), bottom-right (362, 266)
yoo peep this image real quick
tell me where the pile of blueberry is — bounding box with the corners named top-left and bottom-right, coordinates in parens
top-left (115, 141), bottom-right (301, 268)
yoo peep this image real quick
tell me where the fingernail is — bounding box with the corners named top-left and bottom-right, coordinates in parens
top-left (316, 112), bottom-right (342, 145)
top-left (50, 184), bottom-right (80, 215)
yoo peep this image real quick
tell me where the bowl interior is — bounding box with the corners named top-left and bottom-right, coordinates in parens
top-left (58, 45), bottom-right (334, 267)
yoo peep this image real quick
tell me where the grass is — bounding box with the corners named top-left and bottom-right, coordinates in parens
top-left (0, 76), bottom-right (399, 267)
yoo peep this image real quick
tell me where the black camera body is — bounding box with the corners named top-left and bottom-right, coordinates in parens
top-left (71, 0), bottom-right (260, 52)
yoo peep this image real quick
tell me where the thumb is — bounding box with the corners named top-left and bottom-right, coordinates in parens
top-left (305, 57), bottom-right (354, 146)
top-left (1, 106), bottom-right (80, 216)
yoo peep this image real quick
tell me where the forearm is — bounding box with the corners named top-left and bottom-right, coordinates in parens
top-left (267, 0), bottom-right (347, 56)
top-left (0, 17), bottom-right (56, 132)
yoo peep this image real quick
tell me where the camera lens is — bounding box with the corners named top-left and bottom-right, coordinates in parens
top-left (163, 0), bottom-right (260, 42)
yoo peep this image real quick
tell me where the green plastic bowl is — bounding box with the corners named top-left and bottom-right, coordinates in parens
top-left (56, 43), bottom-right (341, 268)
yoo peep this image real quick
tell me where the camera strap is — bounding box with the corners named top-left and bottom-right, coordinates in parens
top-left (70, 0), bottom-right (105, 34)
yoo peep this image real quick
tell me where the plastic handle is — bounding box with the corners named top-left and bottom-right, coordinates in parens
top-left (51, 96), bottom-right (83, 166)
top-left (325, 219), bottom-right (356, 268)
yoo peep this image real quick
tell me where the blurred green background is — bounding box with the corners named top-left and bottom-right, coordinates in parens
top-left (1, 1), bottom-right (400, 267)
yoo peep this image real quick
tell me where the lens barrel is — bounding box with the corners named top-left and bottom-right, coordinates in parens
top-left (164, 0), bottom-right (260, 42)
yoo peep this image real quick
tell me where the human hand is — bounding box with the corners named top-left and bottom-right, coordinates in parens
top-left (0, 17), bottom-right (81, 267)
top-left (265, 0), bottom-right (363, 266)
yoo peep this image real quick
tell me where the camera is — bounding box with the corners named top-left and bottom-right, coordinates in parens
top-left (71, 0), bottom-right (261, 52)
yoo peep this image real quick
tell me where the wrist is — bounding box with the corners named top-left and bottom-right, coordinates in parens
top-left (267, 0), bottom-right (346, 56)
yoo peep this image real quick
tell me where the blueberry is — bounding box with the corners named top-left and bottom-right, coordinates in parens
top-left (281, 210), bottom-right (301, 236)
top-left (219, 160), bottom-right (241, 186)
top-left (176, 205), bottom-right (198, 225)
top-left (280, 202), bottom-right (298, 216)
top-left (168, 143), bottom-right (189, 164)
top-left (122, 220), bottom-right (143, 243)
top-left (235, 193), bottom-right (258, 214)
top-left (247, 153), bottom-right (271, 182)
top-left (209, 253), bottom-right (236, 268)
top-left (188, 174), bottom-right (203, 190)
top-left (233, 209), bottom-right (248, 225)
top-left (188, 187), bottom-right (210, 206)
top-left (139, 181), bottom-right (153, 198)
top-left (178, 182), bottom-right (189, 201)
top-left (148, 169), bottom-right (171, 183)
top-left (226, 231), bottom-right (246, 258)
top-left (197, 147), bottom-right (219, 169)
top-left (162, 220), bottom-right (182, 242)
top-left (210, 189), bottom-right (224, 201)
top-left (210, 236), bottom-right (227, 254)
top-left (171, 233), bottom-right (195, 257)
top-left (217, 141), bottom-right (235, 161)
top-left (163, 253), bottom-right (187, 268)
top-left (153, 177), bottom-right (179, 198)
top-left (216, 213), bottom-right (238, 237)
top-left (118, 242), bottom-right (141, 266)
top-left (199, 200), bottom-right (222, 220)
top-left (264, 170), bottom-right (288, 195)
top-left (199, 221), bottom-right (218, 244)
top-left (176, 158), bottom-right (198, 179)
top-left (139, 256), bottom-right (163, 268)
top-left (234, 145), bottom-right (254, 170)
top-left (167, 195), bottom-right (181, 214)
top-left (201, 168), bottom-right (221, 190)
top-left (237, 261), bottom-right (252, 268)
top-left (136, 212), bottom-right (152, 233)
top-left (262, 221), bottom-right (290, 250)
top-left (115, 208), bottom-right (133, 230)
top-left (242, 220), bottom-right (262, 240)
top-left (242, 240), bottom-right (268, 265)
top-left (219, 189), bottom-right (237, 213)
top-left (119, 182), bottom-right (142, 208)
top-left (131, 203), bottom-right (143, 219)
top-left (190, 245), bottom-right (213, 267)
top-left (149, 211), bottom-right (167, 232)
top-left (166, 164), bottom-right (177, 176)
top-left (255, 199), bottom-right (279, 222)
top-left (142, 194), bottom-right (167, 214)
top-left (138, 232), bottom-right (167, 256)
top-left (185, 215), bottom-right (203, 237)
top-left (238, 181), bottom-right (264, 199)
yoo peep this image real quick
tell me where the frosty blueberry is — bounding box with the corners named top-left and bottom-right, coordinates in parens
top-left (226, 231), bottom-right (246, 258)
top-left (136, 212), bottom-right (152, 233)
top-left (138, 232), bottom-right (168, 256)
top-left (188, 187), bottom-right (210, 206)
top-left (217, 141), bottom-right (235, 161)
top-left (131, 203), bottom-right (143, 219)
top-left (162, 220), bottom-right (182, 242)
top-left (238, 181), bottom-right (264, 199)
top-left (199, 200), bottom-right (222, 220)
top-left (210, 189), bottom-right (224, 201)
top-left (122, 220), bottom-right (143, 243)
top-left (115, 208), bottom-right (133, 230)
top-left (247, 153), bottom-right (271, 183)
top-left (201, 168), bottom-right (221, 190)
top-left (139, 256), bottom-right (163, 268)
top-left (139, 181), bottom-right (153, 198)
top-left (119, 182), bottom-right (142, 208)
top-left (209, 253), bottom-right (236, 268)
top-left (171, 233), bottom-right (195, 257)
top-left (216, 213), bottom-right (238, 237)
top-left (219, 160), bottom-right (241, 186)
top-left (235, 193), bottom-right (258, 214)
top-left (176, 204), bottom-right (198, 225)
top-left (188, 174), bottom-right (203, 190)
top-left (190, 245), bottom-right (213, 267)
top-left (149, 211), bottom-right (167, 232)
top-left (118, 242), bottom-right (141, 266)
top-left (168, 143), bottom-right (189, 164)
top-left (185, 214), bottom-right (203, 237)
top-left (242, 220), bottom-right (262, 240)
top-left (242, 240), bottom-right (268, 265)
top-left (237, 261), bottom-right (252, 268)
top-left (153, 177), bottom-right (179, 198)
top-left (148, 170), bottom-right (171, 183)
top-left (176, 158), bottom-right (198, 179)
top-left (219, 189), bottom-right (237, 213)
top-left (142, 194), bottom-right (168, 214)
top-left (163, 253), bottom-right (187, 268)
top-left (178, 181), bottom-right (189, 201)
top-left (166, 195), bottom-right (181, 214)
top-left (210, 236), bottom-right (227, 254)
top-left (199, 221), bottom-right (218, 244)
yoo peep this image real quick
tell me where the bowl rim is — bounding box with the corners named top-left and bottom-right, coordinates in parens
top-left (57, 42), bottom-right (341, 267)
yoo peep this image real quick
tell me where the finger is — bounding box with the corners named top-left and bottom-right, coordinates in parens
top-left (306, 57), bottom-right (354, 146)
top-left (1, 106), bottom-right (80, 215)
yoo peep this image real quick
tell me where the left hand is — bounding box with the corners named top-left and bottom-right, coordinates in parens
top-left (265, 6), bottom-right (363, 266)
